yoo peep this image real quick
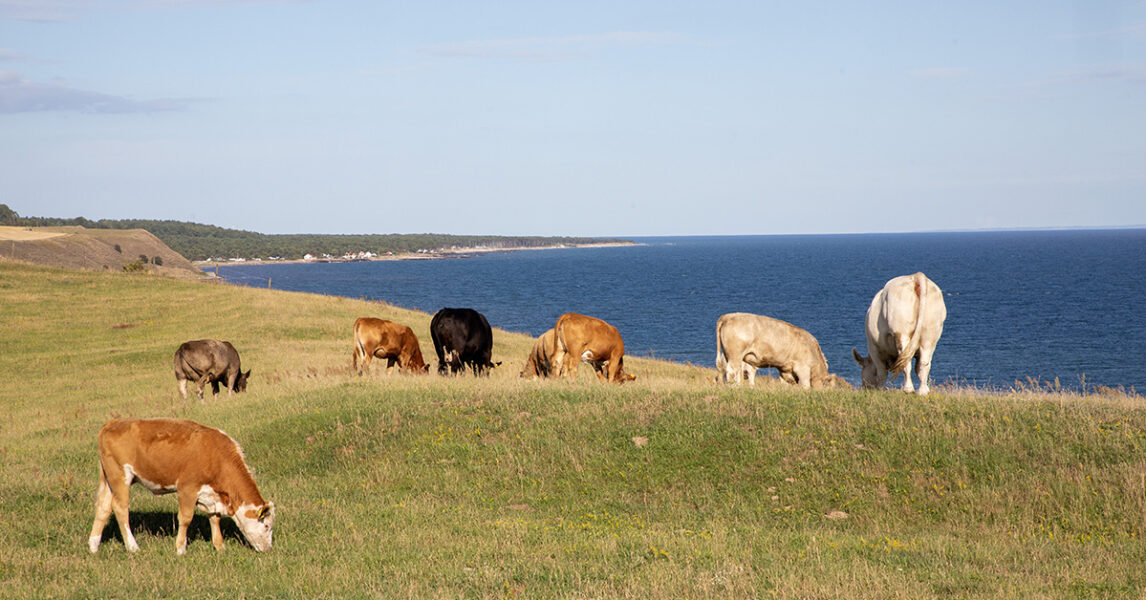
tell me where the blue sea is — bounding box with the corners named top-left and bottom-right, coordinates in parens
top-left (215, 230), bottom-right (1146, 392)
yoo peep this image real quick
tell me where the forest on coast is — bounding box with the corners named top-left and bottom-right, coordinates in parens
top-left (0, 204), bottom-right (630, 262)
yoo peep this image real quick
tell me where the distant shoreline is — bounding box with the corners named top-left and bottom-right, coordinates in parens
top-left (194, 241), bottom-right (638, 269)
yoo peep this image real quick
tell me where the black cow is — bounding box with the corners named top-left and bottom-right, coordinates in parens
top-left (173, 339), bottom-right (251, 400)
top-left (429, 308), bottom-right (500, 376)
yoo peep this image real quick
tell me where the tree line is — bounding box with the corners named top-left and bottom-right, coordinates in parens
top-left (0, 205), bottom-right (631, 262)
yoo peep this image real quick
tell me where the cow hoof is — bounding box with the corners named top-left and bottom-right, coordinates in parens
top-left (88, 536), bottom-right (101, 554)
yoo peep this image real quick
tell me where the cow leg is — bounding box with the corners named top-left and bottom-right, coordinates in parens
top-left (915, 347), bottom-right (935, 396)
top-left (792, 366), bottom-right (812, 389)
top-left (209, 514), bottom-right (224, 551)
top-left (385, 357), bottom-right (397, 376)
top-left (726, 356), bottom-right (743, 385)
top-left (88, 470), bottom-right (114, 553)
top-left (211, 379), bottom-right (221, 397)
top-left (560, 352), bottom-right (578, 380)
top-left (177, 378), bottom-right (189, 400)
top-left (175, 487), bottom-right (198, 555)
top-left (106, 475), bottom-right (139, 552)
top-left (899, 363), bottom-right (916, 394)
top-left (745, 364), bottom-right (757, 386)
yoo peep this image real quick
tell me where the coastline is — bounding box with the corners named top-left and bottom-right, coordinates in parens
top-left (194, 241), bottom-right (639, 269)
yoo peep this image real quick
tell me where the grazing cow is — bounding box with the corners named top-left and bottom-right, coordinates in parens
top-left (715, 312), bottom-right (850, 389)
top-left (430, 308), bottom-right (500, 376)
top-left (554, 313), bottom-right (636, 383)
top-left (173, 339), bottom-right (251, 400)
top-left (852, 272), bottom-right (947, 395)
top-left (88, 418), bottom-right (275, 555)
top-left (352, 317), bottom-right (429, 375)
top-left (520, 328), bottom-right (564, 379)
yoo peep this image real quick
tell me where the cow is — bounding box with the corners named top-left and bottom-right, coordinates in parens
top-left (352, 317), bottom-right (429, 376)
top-left (554, 313), bottom-right (636, 384)
top-left (715, 312), bottom-right (850, 389)
top-left (173, 339), bottom-right (251, 400)
top-left (88, 418), bottom-right (275, 555)
top-left (852, 272), bottom-right (947, 395)
top-left (520, 328), bottom-right (564, 379)
top-left (429, 308), bottom-right (500, 376)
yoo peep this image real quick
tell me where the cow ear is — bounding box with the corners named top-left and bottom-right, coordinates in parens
top-left (256, 504), bottom-right (272, 521)
top-left (245, 369), bottom-right (252, 378)
top-left (852, 348), bottom-right (864, 365)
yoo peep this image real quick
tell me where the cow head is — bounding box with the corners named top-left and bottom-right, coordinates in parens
top-left (407, 354), bottom-right (430, 374)
top-left (852, 348), bottom-right (884, 389)
top-left (235, 502), bottom-right (275, 552)
top-left (234, 369), bottom-right (252, 393)
top-left (813, 373), bottom-right (852, 390)
top-left (612, 358), bottom-right (637, 384)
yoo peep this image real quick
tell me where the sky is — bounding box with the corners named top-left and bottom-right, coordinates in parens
top-left (1, 1), bottom-right (1144, 237)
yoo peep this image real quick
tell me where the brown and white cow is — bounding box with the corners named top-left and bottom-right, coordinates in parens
top-left (554, 313), bottom-right (636, 384)
top-left (715, 312), bottom-right (850, 389)
top-left (520, 328), bottom-right (565, 379)
top-left (352, 317), bottom-right (429, 376)
top-left (852, 272), bottom-right (947, 395)
top-left (88, 418), bottom-right (275, 555)
top-left (173, 339), bottom-right (251, 400)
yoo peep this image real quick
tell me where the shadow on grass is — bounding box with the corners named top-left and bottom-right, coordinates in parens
top-left (95, 510), bottom-right (250, 551)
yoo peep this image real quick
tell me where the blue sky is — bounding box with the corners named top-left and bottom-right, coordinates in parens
top-left (2, 1), bottom-right (1144, 236)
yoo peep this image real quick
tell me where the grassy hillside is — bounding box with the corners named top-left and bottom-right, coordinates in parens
top-left (0, 226), bottom-right (203, 277)
top-left (1, 261), bottom-right (1144, 599)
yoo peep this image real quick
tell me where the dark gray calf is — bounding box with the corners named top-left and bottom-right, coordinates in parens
top-left (173, 339), bottom-right (251, 400)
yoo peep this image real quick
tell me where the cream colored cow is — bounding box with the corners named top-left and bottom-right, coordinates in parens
top-left (716, 312), bottom-right (849, 389)
top-left (853, 272), bottom-right (947, 395)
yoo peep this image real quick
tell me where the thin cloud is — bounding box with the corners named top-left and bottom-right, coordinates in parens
top-left (908, 67), bottom-right (972, 79)
top-left (0, 48), bottom-right (25, 61)
top-left (1, 0), bottom-right (304, 22)
top-left (0, 0), bottom-right (84, 22)
top-left (0, 71), bottom-right (194, 114)
top-left (419, 31), bottom-right (691, 61)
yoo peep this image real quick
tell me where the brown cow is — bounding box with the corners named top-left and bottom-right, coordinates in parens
top-left (716, 312), bottom-right (850, 389)
top-left (520, 328), bottom-right (565, 379)
top-left (173, 339), bottom-right (250, 400)
top-left (88, 418), bottom-right (275, 555)
top-left (554, 313), bottom-right (636, 384)
top-left (352, 317), bottom-right (429, 375)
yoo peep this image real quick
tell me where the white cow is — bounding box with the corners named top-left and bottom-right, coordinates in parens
top-left (852, 272), bottom-right (947, 395)
top-left (716, 312), bottom-right (850, 389)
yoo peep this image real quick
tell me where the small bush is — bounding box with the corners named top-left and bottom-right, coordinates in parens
top-left (122, 260), bottom-right (147, 273)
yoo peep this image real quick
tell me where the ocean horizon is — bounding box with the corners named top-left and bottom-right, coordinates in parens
top-left (215, 229), bottom-right (1146, 393)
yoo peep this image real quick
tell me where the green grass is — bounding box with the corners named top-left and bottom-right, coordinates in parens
top-left (2, 261), bottom-right (1144, 598)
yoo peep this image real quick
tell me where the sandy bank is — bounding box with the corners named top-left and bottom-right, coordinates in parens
top-left (194, 241), bottom-right (639, 268)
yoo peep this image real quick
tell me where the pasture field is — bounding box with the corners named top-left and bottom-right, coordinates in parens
top-left (1, 260), bottom-right (1144, 599)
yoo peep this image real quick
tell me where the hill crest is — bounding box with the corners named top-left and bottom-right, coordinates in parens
top-left (0, 225), bottom-right (203, 278)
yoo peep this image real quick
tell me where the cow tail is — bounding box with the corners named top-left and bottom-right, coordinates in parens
top-left (714, 316), bottom-right (728, 380)
top-left (554, 317), bottom-right (570, 377)
top-left (352, 320), bottom-right (363, 371)
top-left (892, 273), bottom-right (926, 374)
